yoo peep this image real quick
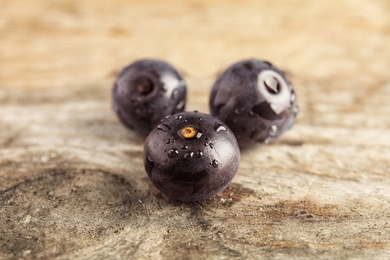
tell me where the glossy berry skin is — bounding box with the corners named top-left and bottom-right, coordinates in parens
top-left (144, 111), bottom-right (240, 201)
top-left (209, 58), bottom-right (299, 147)
top-left (112, 59), bottom-right (187, 135)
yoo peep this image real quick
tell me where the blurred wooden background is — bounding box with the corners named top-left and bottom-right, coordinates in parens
top-left (1, 0), bottom-right (390, 259)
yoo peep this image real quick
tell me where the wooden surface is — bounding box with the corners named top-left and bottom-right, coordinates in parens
top-left (1, 0), bottom-right (390, 259)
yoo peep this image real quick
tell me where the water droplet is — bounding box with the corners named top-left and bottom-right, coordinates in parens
top-left (171, 89), bottom-right (179, 99)
top-left (214, 123), bottom-right (227, 132)
top-left (175, 115), bottom-right (183, 120)
top-left (157, 123), bottom-right (171, 132)
top-left (291, 93), bottom-right (296, 103)
top-left (196, 151), bottom-right (203, 158)
top-left (198, 117), bottom-right (203, 121)
top-left (234, 108), bottom-right (244, 115)
top-left (268, 125), bottom-right (278, 137)
top-left (209, 143), bottom-right (214, 149)
top-left (167, 148), bottom-right (179, 158)
top-left (157, 124), bottom-right (166, 131)
top-left (165, 139), bottom-right (176, 144)
top-left (176, 100), bottom-right (185, 110)
top-left (182, 145), bottom-right (188, 150)
top-left (292, 106), bottom-right (300, 117)
top-left (183, 152), bottom-right (194, 161)
top-left (248, 110), bottom-right (255, 117)
top-left (196, 132), bottom-right (202, 138)
top-left (211, 160), bottom-right (218, 168)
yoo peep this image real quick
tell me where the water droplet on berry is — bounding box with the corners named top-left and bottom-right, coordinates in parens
top-left (167, 148), bottom-right (179, 158)
top-left (176, 100), bottom-right (185, 110)
top-left (234, 108), bottom-right (244, 115)
top-left (292, 106), bottom-right (299, 117)
top-left (158, 123), bottom-right (171, 132)
top-left (211, 160), bottom-right (219, 168)
top-left (214, 123), bottom-right (227, 132)
top-left (268, 125), bottom-right (278, 136)
top-left (196, 151), bottom-right (203, 158)
top-left (291, 93), bottom-right (296, 103)
top-left (209, 143), bottom-right (214, 149)
top-left (166, 138), bottom-right (176, 144)
top-left (146, 156), bottom-right (155, 171)
top-left (248, 110), bottom-right (255, 117)
top-left (157, 124), bottom-right (166, 131)
top-left (171, 89), bottom-right (179, 99)
top-left (182, 145), bottom-right (188, 150)
top-left (175, 115), bottom-right (183, 120)
top-left (183, 152), bottom-right (194, 161)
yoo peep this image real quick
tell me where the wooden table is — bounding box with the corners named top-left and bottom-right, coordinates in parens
top-left (1, 0), bottom-right (390, 259)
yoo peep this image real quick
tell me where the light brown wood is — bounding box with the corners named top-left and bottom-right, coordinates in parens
top-left (1, 0), bottom-right (390, 259)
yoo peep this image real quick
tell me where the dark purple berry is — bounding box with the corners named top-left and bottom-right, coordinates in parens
top-left (112, 59), bottom-right (187, 135)
top-left (144, 111), bottom-right (240, 201)
top-left (209, 58), bottom-right (299, 147)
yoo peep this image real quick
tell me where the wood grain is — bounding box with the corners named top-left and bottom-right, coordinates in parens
top-left (1, 0), bottom-right (390, 259)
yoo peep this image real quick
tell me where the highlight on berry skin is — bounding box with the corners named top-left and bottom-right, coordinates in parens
top-left (209, 58), bottom-right (299, 148)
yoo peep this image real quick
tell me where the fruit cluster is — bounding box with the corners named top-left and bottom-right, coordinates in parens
top-left (112, 58), bottom-right (298, 201)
